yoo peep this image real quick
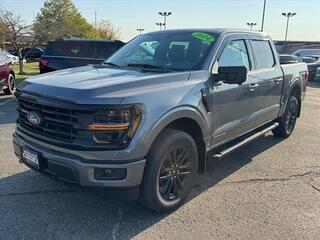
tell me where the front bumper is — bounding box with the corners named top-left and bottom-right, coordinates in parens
top-left (13, 133), bottom-right (146, 188)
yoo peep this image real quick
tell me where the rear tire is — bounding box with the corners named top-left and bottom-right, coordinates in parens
top-left (139, 129), bottom-right (198, 213)
top-left (272, 95), bottom-right (299, 138)
top-left (3, 74), bottom-right (15, 95)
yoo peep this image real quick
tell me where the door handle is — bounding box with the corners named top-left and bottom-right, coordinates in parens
top-left (248, 83), bottom-right (259, 91)
top-left (274, 79), bottom-right (282, 85)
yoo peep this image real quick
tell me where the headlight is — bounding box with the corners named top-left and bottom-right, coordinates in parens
top-left (86, 105), bottom-right (142, 146)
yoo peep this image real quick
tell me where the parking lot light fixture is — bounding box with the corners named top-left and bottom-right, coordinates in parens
top-left (261, 0), bottom-right (267, 31)
top-left (137, 28), bottom-right (145, 35)
top-left (158, 12), bottom-right (172, 30)
top-left (246, 22), bottom-right (257, 30)
top-left (156, 22), bottom-right (166, 30)
top-left (282, 12), bottom-right (296, 42)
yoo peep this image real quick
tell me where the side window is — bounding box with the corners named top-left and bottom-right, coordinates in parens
top-left (66, 42), bottom-right (95, 58)
top-left (47, 41), bottom-right (95, 58)
top-left (218, 40), bottom-right (250, 70)
top-left (251, 40), bottom-right (275, 69)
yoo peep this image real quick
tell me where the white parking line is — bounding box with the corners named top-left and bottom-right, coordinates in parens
top-left (0, 98), bottom-right (13, 106)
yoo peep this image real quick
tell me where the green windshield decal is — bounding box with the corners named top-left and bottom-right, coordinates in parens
top-left (192, 32), bottom-right (215, 42)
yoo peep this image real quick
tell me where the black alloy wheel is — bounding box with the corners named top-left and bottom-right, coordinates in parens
top-left (139, 129), bottom-right (198, 212)
top-left (272, 95), bottom-right (299, 138)
top-left (158, 146), bottom-right (193, 201)
top-left (285, 100), bottom-right (298, 135)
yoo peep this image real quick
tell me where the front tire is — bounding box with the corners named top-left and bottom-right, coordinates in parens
top-left (273, 95), bottom-right (299, 138)
top-left (3, 74), bottom-right (16, 95)
top-left (139, 129), bottom-right (198, 213)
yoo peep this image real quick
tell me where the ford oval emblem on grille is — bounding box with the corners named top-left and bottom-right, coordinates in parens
top-left (27, 112), bottom-right (41, 125)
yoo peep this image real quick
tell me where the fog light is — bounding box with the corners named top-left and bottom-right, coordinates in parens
top-left (94, 168), bottom-right (127, 180)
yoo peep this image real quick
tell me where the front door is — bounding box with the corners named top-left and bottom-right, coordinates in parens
top-left (209, 37), bottom-right (261, 146)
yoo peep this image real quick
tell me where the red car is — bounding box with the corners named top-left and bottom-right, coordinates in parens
top-left (0, 51), bottom-right (16, 95)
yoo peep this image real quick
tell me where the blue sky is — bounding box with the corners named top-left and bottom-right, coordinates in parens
top-left (1, 0), bottom-right (319, 42)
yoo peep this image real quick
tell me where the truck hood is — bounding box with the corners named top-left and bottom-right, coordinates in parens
top-left (19, 65), bottom-right (191, 105)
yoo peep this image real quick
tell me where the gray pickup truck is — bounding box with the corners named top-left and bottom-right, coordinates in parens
top-left (13, 29), bottom-right (308, 212)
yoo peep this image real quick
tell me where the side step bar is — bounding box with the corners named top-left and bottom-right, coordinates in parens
top-left (213, 122), bottom-right (279, 160)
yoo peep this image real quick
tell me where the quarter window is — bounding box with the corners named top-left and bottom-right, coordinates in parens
top-left (251, 40), bottom-right (275, 69)
top-left (218, 40), bottom-right (250, 70)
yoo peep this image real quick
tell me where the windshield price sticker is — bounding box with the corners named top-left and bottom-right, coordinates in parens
top-left (192, 32), bottom-right (215, 42)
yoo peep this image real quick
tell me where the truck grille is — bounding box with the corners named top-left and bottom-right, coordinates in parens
top-left (17, 97), bottom-right (79, 142)
top-left (15, 93), bottom-right (95, 144)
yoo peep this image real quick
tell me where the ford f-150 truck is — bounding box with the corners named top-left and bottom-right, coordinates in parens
top-left (13, 29), bottom-right (308, 212)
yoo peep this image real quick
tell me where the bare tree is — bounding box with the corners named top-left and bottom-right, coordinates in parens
top-left (0, 9), bottom-right (38, 74)
top-left (95, 19), bottom-right (120, 40)
top-left (0, 19), bottom-right (9, 49)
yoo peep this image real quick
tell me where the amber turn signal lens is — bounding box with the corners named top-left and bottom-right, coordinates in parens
top-left (86, 123), bottom-right (130, 131)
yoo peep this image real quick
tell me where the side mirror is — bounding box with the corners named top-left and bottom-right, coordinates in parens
top-left (212, 66), bottom-right (247, 85)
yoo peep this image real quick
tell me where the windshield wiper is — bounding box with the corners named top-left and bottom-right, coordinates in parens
top-left (103, 62), bottom-right (121, 68)
top-left (127, 63), bottom-right (173, 72)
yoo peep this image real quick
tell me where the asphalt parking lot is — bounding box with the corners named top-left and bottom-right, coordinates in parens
top-left (1, 83), bottom-right (320, 240)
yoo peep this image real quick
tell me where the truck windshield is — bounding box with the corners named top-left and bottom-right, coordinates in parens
top-left (106, 31), bottom-right (217, 71)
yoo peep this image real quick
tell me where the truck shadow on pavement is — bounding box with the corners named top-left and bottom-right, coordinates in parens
top-left (0, 134), bottom-right (283, 239)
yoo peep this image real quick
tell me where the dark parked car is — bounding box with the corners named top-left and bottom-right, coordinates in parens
top-left (0, 51), bottom-right (16, 95)
top-left (315, 67), bottom-right (320, 82)
top-left (293, 49), bottom-right (320, 58)
top-left (279, 54), bottom-right (301, 64)
top-left (23, 48), bottom-right (44, 62)
top-left (306, 60), bottom-right (320, 82)
top-left (305, 55), bottom-right (320, 61)
top-left (8, 48), bottom-right (44, 62)
top-left (302, 57), bottom-right (316, 64)
top-left (14, 29), bottom-right (308, 212)
top-left (39, 39), bottom-right (124, 74)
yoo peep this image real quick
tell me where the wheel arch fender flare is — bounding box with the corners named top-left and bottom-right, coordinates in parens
top-left (279, 77), bottom-right (302, 117)
top-left (143, 106), bottom-right (209, 155)
top-left (9, 71), bottom-right (15, 78)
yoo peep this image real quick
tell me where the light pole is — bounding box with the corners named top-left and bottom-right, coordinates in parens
top-left (137, 28), bottom-right (145, 35)
top-left (282, 12), bottom-right (296, 42)
top-left (247, 22), bottom-right (257, 30)
top-left (158, 12), bottom-right (172, 30)
top-left (260, 0), bottom-right (267, 31)
top-left (156, 22), bottom-right (166, 30)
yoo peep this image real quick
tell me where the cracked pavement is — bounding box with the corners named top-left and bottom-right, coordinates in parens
top-left (1, 83), bottom-right (320, 240)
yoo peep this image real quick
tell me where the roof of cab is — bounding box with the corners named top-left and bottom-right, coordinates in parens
top-left (146, 28), bottom-right (269, 38)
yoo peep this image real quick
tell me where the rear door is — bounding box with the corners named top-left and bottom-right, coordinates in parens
top-left (210, 35), bottom-right (261, 145)
top-left (249, 39), bottom-right (284, 123)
